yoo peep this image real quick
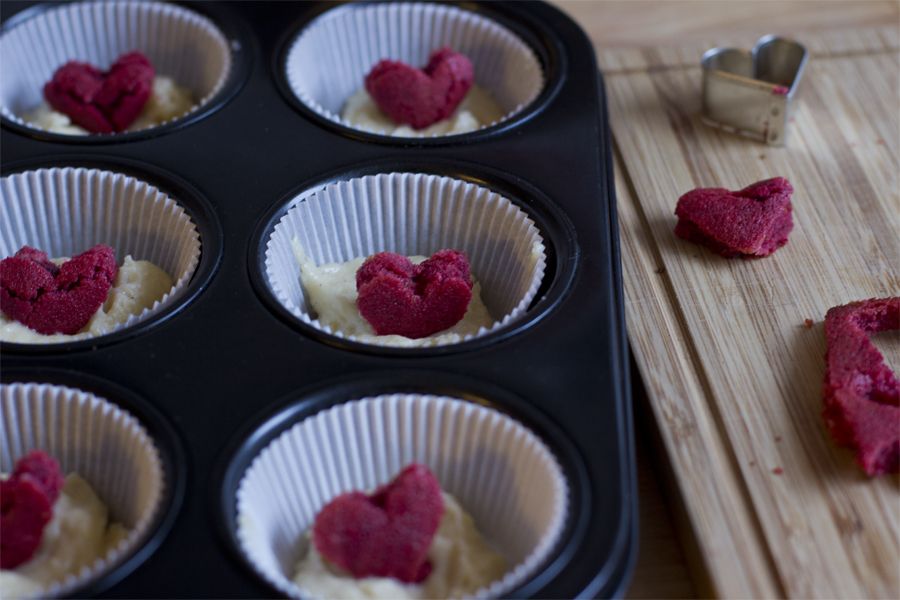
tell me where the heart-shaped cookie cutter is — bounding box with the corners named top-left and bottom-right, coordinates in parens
top-left (702, 35), bottom-right (808, 146)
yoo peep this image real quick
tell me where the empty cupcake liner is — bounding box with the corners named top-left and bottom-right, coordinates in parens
top-left (263, 172), bottom-right (546, 347)
top-left (0, 167), bottom-right (201, 344)
top-left (0, 0), bottom-right (232, 135)
top-left (284, 2), bottom-right (544, 137)
top-left (0, 382), bottom-right (165, 598)
top-left (235, 393), bottom-right (569, 599)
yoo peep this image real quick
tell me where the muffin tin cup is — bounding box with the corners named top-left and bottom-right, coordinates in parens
top-left (0, 0), bottom-right (232, 137)
top-left (234, 393), bottom-right (569, 599)
top-left (263, 172), bottom-right (547, 348)
top-left (2, 1), bottom-right (633, 596)
top-left (0, 166), bottom-right (202, 345)
top-left (0, 381), bottom-right (166, 598)
top-left (283, 1), bottom-right (545, 138)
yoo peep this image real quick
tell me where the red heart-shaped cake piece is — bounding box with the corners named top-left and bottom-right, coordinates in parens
top-left (356, 249), bottom-right (473, 339)
top-left (312, 464), bottom-right (445, 582)
top-left (0, 477), bottom-right (53, 569)
top-left (822, 297), bottom-right (899, 475)
top-left (365, 48), bottom-right (474, 130)
top-left (44, 51), bottom-right (155, 133)
top-left (0, 451), bottom-right (63, 569)
top-left (674, 177), bottom-right (794, 257)
top-left (1, 244), bottom-right (118, 335)
top-left (12, 450), bottom-right (65, 505)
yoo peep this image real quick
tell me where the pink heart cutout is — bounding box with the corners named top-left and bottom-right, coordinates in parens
top-left (43, 52), bottom-right (155, 133)
top-left (365, 48), bottom-right (474, 130)
top-left (675, 177), bottom-right (794, 257)
top-left (356, 250), bottom-right (473, 339)
top-left (0, 245), bottom-right (118, 335)
top-left (312, 464), bottom-right (445, 582)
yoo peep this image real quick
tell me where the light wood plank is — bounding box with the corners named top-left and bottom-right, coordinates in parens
top-left (607, 28), bottom-right (899, 597)
top-left (627, 413), bottom-right (698, 599)
top-left (616, 153), bottom-right (781, 598)
top-left (594, 25), bottom-right (899, 74)
top-left (556, 0), bottom-right (898, 49)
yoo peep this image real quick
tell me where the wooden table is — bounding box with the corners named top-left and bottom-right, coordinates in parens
top-left (551, 2), bottom-right (900, 597)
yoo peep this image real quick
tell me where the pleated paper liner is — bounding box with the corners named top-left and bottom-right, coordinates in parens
top-left (0, 0), bottom-right (231, 135)
top-left (263, 172), bottom-right (546, 348)
top-left (0, 382), bottom-right (165, 598)
top-left (284, 2), bottom-right (544, 137)
top-left (235, 393), bottom-right (569, 599)
top-left (0, 167), bottom-right (201, 344)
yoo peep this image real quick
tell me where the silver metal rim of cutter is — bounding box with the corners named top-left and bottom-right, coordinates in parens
top-left (701, 35), bottom-right (808, 146)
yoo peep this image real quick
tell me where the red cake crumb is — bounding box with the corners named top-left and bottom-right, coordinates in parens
top-left (822, 297), bottom-right (899, 476)
top-left (44, 51), bottom-right (154, 133)
top-left (312, 464), bottom-right (444, 582)
top-left (365, 48), bottom-right (473, 129)
top-left (804, 318), bottom-right (814, 329)
top-left (0, 451), bottom-right (63, 569)
top-left (0, 244), bottom-right (118, 335)
top-left (356, 250), bottom-right (473, 339)
top-left (772, 467), bottom-right (784, 475)
top-left (674, 177), bottom-right (794, 258)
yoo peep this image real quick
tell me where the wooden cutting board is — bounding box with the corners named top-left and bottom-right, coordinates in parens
top-left (601, 26), bottom-right (899, 598)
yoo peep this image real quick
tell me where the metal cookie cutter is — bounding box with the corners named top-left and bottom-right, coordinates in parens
top-left (701, 35), bottom-right (808, 146)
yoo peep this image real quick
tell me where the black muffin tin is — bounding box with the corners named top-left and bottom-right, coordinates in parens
top-left (0, 1), bottom-right (635, 598)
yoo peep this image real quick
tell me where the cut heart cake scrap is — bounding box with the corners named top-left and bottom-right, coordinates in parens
top-left (0, 450), bottom-right (128, 598)
top-left (293, 464), bottom-right (506, 599)
top-left (822, 297), bottom-right (899, 476)
top-left (674, 177), bottom-right (794, 258)
top-left (292, 239), bottom-right (494, 347)
top-left (0, 244), bottom-right (173, 343)
top-left (1, 452), bottom-right (63, 573)
top-left (342, 47), bottom-right (505, 137)
top-left (26, 51), bottom-right (194, 135)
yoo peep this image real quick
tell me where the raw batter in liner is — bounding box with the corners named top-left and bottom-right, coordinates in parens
top-left (0, 256), bottom-right (173, 343)
top-left (292, 239), bottom-right (494, 347)
top-left (341, 85), bottom-right (504, 137)
top-left (0, 474), bottom-right (128, 599)
top-left (293, 492), bottom-right (507, 599)
top-left (25, 76), bottom-right (193, 135)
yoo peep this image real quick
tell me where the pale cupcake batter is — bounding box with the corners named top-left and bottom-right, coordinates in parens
top-left (25, 76), bottom-right (194, 135)
top-left (0, 256), bottom-right (173, 343)
top-left (293, 493), bottom-right (507, 599)
top-left (0, 474), bottom-right (128, 599)
top-left (292, 240), bottom-right (494, 347)
top-left (341, 85), bottom-right (504, 137)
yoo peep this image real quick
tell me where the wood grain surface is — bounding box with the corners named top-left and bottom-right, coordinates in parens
top-left (555, 0), bottom-right (898, 48)
top-left (553, 2), bottom-right (899, 598)
top-left (602, 23), bottom-right (899, 600)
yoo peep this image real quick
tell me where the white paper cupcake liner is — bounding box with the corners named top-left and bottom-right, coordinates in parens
top-left (0, 382), bottom-right (165, 598)
top-left (235, 393), bottom-right (569, 599)
top-left (0, 167), bottom-right (201, 344)
top-left (284, 2), bottom-right (544, 137)
top-left (263, 172), bottom-right (546, 347)
top-left (0, 0), bottom-right (232, 135)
